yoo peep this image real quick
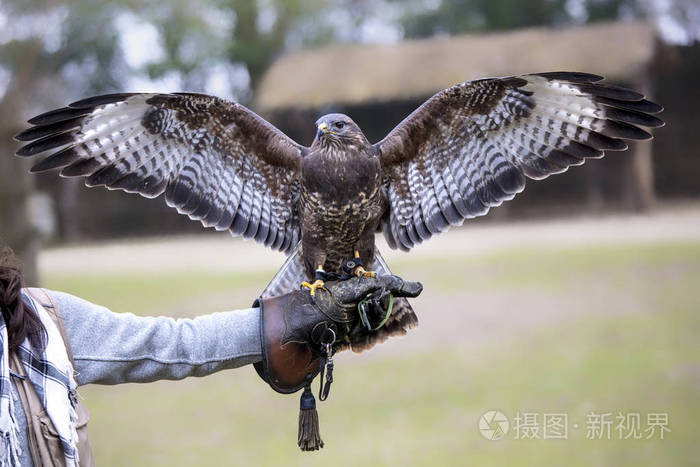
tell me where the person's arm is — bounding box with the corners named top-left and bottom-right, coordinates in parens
top-left (48, 290), bottom-right (262, 386)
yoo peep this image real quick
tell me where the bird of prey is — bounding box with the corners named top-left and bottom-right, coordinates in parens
top-left (14, 72), bottom-right (663, 351)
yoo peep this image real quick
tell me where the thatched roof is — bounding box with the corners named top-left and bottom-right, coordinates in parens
top-left (256, 21), bottom-right (656, 111)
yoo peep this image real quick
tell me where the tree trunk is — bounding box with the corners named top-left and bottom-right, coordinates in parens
top-left (0, 146), bottom-right (40, 285)
top-left (625, 74), bottom-right (656, 211)
top-left (0, 44), bottom-right (41, 285)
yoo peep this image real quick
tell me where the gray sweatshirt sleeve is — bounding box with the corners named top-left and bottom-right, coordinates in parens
top-left (48, 290), bottom-right (262, 386)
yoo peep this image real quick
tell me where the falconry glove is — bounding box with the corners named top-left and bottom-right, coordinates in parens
top-left (253, 274), bottom-right (422, 451)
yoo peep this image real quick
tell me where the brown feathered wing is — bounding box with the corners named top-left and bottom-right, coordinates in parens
top-left (376, 72), bottom-right (664, 251)
top-left (15, 93), bottom-right (305, 252)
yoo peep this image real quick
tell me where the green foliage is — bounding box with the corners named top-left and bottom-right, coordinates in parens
top-left (400, 0), bottom-right (566, 37)
top-left (0, 0), bottom-right (128, 97)
top-left (138, 0), bottom-right (354, 99)
top-left (397, 0), bottom-right (645, 38)
top-left (584, 0), bottom-right (641, 22)
top-left (0, 0), bottom-right (340, 106)
top-left (136, 1), bottom-right (231, 90)
top-left (59, 2), bottom-right (127, 94)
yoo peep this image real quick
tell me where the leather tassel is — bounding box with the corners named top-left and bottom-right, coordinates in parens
top-left (298, 383), bottom-right (323, 451)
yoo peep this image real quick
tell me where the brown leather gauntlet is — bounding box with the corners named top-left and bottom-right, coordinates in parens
top-left (252, 275), bottom-right (423, 451)
top-left (253, 276), bottom-right (423, 393)
top-left (253, 292), bottom-right (330, 393)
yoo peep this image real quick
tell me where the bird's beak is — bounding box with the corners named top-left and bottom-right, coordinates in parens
top-left (317, 122), bottom-right (328, 138)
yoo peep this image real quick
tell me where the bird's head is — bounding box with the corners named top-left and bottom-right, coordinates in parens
top-left (313, 113), bottom-right (367, 148)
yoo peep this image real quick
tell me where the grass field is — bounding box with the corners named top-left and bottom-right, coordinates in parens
top-left (43, 238), bottom-right (700, 466)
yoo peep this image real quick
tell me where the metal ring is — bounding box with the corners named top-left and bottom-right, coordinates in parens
top-left (321, 327), bottom-right (336, 345)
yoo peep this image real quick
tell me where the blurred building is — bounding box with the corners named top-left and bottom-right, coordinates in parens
top-left (256, 21), bottom-right (685, 220)
top-left (257, 21), bottom-right (656, 113)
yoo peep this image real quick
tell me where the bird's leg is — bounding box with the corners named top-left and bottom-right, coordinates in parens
top-left (302, 265), bottom-right (328, 297)
top-left (345, 250), bottom-right (376, 278)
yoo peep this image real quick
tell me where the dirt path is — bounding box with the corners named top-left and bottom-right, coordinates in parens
top-left (39, 203), bottom-right (700, 359)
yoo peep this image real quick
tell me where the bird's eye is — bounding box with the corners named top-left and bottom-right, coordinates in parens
top-left (335, 122), bottom-right (345, 129)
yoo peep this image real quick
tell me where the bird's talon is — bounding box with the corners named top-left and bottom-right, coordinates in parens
top-left (302, 279), bottom-right (326, 296)
top-left (353, 266), bottom-right (376, 278)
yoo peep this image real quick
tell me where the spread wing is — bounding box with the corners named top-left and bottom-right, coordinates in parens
top-left (376, 72), bottom-right (664, 251)
top-left (15, 93), bottom-right (306, 252)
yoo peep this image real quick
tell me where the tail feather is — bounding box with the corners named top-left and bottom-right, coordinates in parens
top-left (346, 250), bottom-right (418, 353)
top-left (261, 245), bottom-right (418, 352)
top-left (261, 242), bottom-right (304, 299)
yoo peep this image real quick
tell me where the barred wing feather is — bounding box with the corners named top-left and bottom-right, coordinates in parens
top-left (15, 93), bottom-right (305, 252)
top-left (377, 72), bottom-right (664, 251)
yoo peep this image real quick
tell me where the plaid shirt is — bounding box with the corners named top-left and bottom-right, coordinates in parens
top-left (0, 293), bottom-right (79, 467)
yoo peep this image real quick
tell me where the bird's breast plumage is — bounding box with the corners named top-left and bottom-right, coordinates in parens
top-left (299, 145), bottom-right (384, 272)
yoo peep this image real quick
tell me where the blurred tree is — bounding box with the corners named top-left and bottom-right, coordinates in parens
top-left (395, 0), bottom-right (698, 43)
top-left (138, 0), bottom-right (347, 102)
top-left (0, 0), bottom-right (128, 282)
top-left (584, 0), bottom-right (640, 22)
top-left (228, 0), bottom-right (307, 95)
top-left (0, 38), bottom-right (42, 284)
top-left (398, 0), bottom-right (570, 37)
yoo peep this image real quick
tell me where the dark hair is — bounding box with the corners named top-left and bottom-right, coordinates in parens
top-left (0, 246), bottom-right (46, 351)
